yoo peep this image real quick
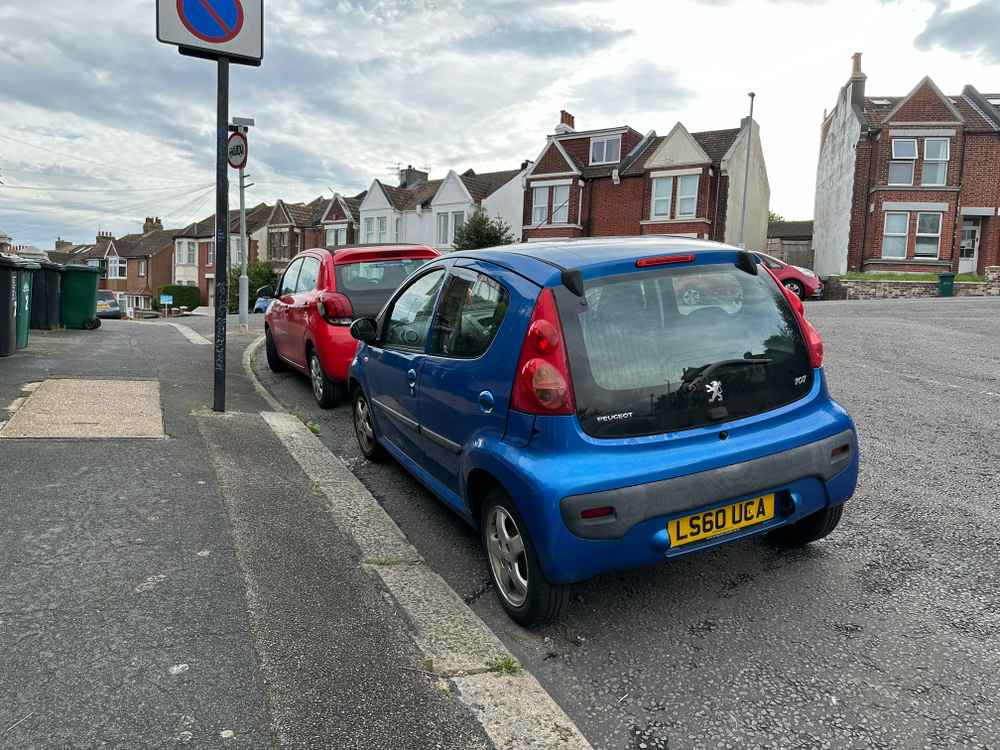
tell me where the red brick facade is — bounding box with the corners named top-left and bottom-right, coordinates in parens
top-left (522, 119), bottom-right (744, 244)
top-left (842, 78), bottom-right (1000, 275)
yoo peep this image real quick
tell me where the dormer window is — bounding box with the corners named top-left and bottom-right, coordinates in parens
top-left (590, 135), bottom-right (621, 165)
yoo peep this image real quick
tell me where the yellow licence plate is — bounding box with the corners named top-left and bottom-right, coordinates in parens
top-left (668, 494), bottom-right (775, 548)
top-left (97, 303), bottom-right (108, 311)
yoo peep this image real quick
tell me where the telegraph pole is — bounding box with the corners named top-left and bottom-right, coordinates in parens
top-left (738, 91), bottom-right (755, 249)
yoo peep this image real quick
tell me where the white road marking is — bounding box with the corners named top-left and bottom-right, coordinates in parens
top-left (164, 322), bottom-right (211, 346)
top-left (260, 410), bottom-right (592, 750)
top-left (134, 574), bottom-right (167, 593)
top-left (168, 664), bottom-right (190, 675)
top-left (5, 397), bottom-right (25, 412)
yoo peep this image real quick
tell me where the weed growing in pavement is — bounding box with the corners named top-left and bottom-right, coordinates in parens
top-left (306, 420), bottom-right (320, 435)
top-left (488, 656), bottom-right (522, 676)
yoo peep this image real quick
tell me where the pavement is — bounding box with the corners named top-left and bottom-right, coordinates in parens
top-left (0, 318), bottom-right (502, 749)
top-left (251, 296), bottom-right (1000, 749)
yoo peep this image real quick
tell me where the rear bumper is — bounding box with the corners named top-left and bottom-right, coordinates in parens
top-left (312, 325), bottom-right (359, 381)
top-left (560, 428), bottom-right (855, 540)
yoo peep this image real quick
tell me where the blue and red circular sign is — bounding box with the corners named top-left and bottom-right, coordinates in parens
top-left (177, 0), bottom-right (244, 44)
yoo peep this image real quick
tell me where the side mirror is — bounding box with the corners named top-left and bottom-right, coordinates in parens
top-left (256, 285), bottom-right (274, 299)
top-left (350, 317), bottom-right (378, 344)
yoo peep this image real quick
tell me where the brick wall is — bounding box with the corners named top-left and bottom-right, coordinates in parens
top-left (535, 143), bottom-right (573, 174)
top-left (587, 177), bottom-right (644, 236)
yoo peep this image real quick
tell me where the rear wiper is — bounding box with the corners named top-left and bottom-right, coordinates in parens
top-left (680, 357), bottom-right (773, 390)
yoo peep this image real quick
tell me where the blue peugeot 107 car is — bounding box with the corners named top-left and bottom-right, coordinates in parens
top-left (347, 237), bottom-right (858, 626)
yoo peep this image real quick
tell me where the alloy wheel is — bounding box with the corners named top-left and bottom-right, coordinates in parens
top-left (486, 506), bottom-right (529, 608)
top-left (310, 354), bottom-right (324, 402)
top-left (784, 280), bottom-right (804, 298)
top-left (354, 395), bottom-right (375, 452)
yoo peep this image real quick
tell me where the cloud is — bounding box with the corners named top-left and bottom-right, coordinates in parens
top-left (570, 61), bottom-right (694, 118)
top-left (915, 0), bottom-right (1000, 64)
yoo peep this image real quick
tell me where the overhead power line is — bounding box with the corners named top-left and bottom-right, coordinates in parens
top-left (0, 182), bottom-right (214, 194)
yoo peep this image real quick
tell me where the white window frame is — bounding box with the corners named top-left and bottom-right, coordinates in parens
top-left (364, 217), bottom-right (374, 243)
top-left (207, 242), bottom-right (215, 267)
top-left (676, 174), bottom-right (699, 218)
top-left (186, 241), bottom-right (196, 265)
top-left (921, 138), bottom-right (949, 187)
top-left (395, 217), bottom-right (401, 240)
top-left (137, 259), bottom-right (146, 277)
top-left (377, 216), bottom-right (387, 243)
top-left (452, 211), bottom-right (465, 242)
top-left (881, 211), bottom-right (909, 259)
top-left (437, 212), bottom-right (449, 244)
top-left (888, 160), bottom-right (914, 186)
top-left (531, 186), bottom-right (548, 225)
top-left (589, 134), bottom-right (621, 165)
top-left (651, 177), bottom-right (672, 218)
top-left (107, 257), bottom-right (127, 279)
top-left (914, 212), bottom-right (942, 258)
top-left (891, 138), bottom-right (917, 159)
top-left (551, 185), bottom-right (570, 224)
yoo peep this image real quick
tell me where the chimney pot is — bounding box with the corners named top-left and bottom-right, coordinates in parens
top-left (556, 110), bottom-right (576, 134)
top-left (851, 52), bottom-right (864, 78)
top-left (849, 52), bottom-right (866, 109)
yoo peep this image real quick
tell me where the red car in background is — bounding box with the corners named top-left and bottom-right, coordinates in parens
top-left (752, 252), bottom-right (822, 300)
top-left (261, 244), bottom-right (438, 407)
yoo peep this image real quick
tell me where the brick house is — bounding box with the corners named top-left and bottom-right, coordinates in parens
top-left (521, 111), bottom-right (770, 249)
top-left (302, 192), bottom-right (367, 252)
top-left (174, 210), bottom-right (263, 306)
top-left (813, 53), bottom-right (1000, 277)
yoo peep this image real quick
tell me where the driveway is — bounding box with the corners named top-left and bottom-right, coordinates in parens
top-left (254, 296), bottom-right (1000, 749)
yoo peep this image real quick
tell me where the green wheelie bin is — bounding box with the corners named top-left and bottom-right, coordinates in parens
top-left (60, 264), bottom-right (103, 330)
top-left (0, 255), bottom-right (18, 357)
top-left (938, 272), bottom-right (956, 298)
top-left (30, 259), bottom-right (64, 330)
top-left (13, 257), bottom-right (40, 349)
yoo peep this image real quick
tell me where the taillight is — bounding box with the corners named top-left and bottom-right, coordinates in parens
top-left (511, 288), bottom-right (575, 415)
top-left (766, 267), bottom-right (824, 369)
top-left (316, 292), bottom-right (353, 325)
top-left (635, 254), bottom-right (695, 268)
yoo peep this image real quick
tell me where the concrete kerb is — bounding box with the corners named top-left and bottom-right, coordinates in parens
top-left (246, 339), bottom-right (592, 750)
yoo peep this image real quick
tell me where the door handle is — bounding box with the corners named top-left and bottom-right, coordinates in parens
top-left (478, 390), bottom-right (495, 414)
top-left (407, 368), bottom-right (417, 395)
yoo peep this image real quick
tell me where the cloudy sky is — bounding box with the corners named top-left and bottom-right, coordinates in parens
top-left (1, 0), bottom-right (998, 247)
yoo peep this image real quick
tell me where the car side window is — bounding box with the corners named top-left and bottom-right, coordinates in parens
top-left (429, 271), bottom-right (510, 358)
top-left (382, 269), bottom-right (446, 350)
top-left (296, 257), bottom-right (321, 292)
top-left (279, 258), bottom-right (303, 296)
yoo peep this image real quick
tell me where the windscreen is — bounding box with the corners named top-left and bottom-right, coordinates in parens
top-left (335, 258), bottom-right (429, 317)
top-left (554, 262), bottom-right (814, 438)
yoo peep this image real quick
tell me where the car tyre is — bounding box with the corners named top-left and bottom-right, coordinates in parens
top-left (766, 505), bottom-right (843, 547)
top-left (481, 488), bottom-right (567, 627)
top-left (783, 279), bottom-right (805, 300)
top-left (352, 388), bottom-right (385, 461)
top-left (265, 327), bottom-right (287, 373)
top-left (309, 350), bottom-right (339, 409)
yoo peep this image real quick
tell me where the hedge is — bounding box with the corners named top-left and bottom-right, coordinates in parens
top-left (152, 284), bottom-right (201, 312)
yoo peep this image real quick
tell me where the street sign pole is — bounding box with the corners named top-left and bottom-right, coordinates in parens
top-left (238, 163), bottom-right (248, 327)
top-left (213, 57), bottom-right (230, 412)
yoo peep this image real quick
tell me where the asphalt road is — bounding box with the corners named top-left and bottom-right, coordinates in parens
top-left (255, 295), bottom-right (1000, 749)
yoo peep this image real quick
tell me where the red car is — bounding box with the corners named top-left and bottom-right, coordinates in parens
top-left (753, 252), bottom-right (822, 299)
top-left (262, 244), bottom-right (438, 407)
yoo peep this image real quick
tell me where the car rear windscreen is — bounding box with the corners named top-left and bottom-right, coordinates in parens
top-left (553, 262), bottom-right (814, 438)
top-left (335, 259), bottom-right (429, 317)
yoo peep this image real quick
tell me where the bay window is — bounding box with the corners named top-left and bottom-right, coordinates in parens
top-left (652, 177), bottom-right (672, 218)
top-left (532, 186), bottom-right (548, 225)
top-left (108, 257), bottom-right (127, 279)
top-left (377, 216), bottom-right (387, 242)
top-left (452, 211), bottom-right (465, 240)
top-left (552, 185), bottom-right (570, 224)
top-left (889, 138), bottom-right (916, 186)
top-left (438, 213), bottom-right (449, 244)
top-left (364, 217), bottom-right (374, 243)
top-left (676, 175), bottom-right (699, 218)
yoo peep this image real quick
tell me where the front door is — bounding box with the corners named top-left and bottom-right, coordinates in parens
top-left (365, 267), bottom-right (447, 463)
top-left (959, 219), bottom-right (980, 274)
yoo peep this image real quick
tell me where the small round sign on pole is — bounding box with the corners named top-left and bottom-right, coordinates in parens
top-left (227, 131), bottom-right (248, 169)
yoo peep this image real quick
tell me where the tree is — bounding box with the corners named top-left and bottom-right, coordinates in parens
top-left (768, 211), bottom-right (785, 224)
top-left (452, 209), bottom-right (515, 250)
top-left (228, 260), bottom-right (278, 313)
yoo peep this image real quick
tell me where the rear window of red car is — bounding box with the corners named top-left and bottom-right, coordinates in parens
top-left (335, 258), bottom-right (430, 317)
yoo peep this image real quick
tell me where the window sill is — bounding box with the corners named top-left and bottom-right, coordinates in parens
top-left (872, 257), bottom-right (948, 265)
top-left (871, 185), bottom-right (959, 193)
top-left (526, 223), bottom-right (582, 230)
top-left (640, 217), bottom-right (709, 225)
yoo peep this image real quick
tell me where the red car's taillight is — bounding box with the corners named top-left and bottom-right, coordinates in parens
top-left (511, 288), bottom-right (576, 415)
top-left (767, 267), bottom-right (824, 369)
top-left (316, 292), bottom-right (353, 325)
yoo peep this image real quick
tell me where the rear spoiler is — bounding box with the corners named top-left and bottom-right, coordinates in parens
top-left (561, 269), bottom-right (585, 297)
top-left (736, 250), bottom-right (758, 276)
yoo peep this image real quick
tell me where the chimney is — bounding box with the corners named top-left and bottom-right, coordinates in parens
top-left (555, 110), bottom-right (575, 134)
top-left (849, 52), bottom-right (866, 109)
top-left (398, 164), bottom-right (428, 188)
top-left (520, 159), bottom-right (531, 170)
top-left (55, 238), bottom-right (72, 252)
top-left (143, 216), bottom-right (163, 233)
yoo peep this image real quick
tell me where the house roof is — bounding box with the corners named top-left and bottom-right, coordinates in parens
top-left (459, 168), bottom-right (522, 202)
top-left (862, 91), bottom-right (996, 130)
top-left (767, 220), bottom-right (813, 239)
top-left (343, 191), bottom-right (365, 218)
top-left (115, 227), bottom-right (185, 258)
top-left (622, 127), bottom-right (742, 175)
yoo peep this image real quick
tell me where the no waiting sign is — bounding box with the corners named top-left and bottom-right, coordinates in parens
top-left (227, 132), bottom-right (248, 169)
top-left (157, 0), bottom-right (263, 66)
